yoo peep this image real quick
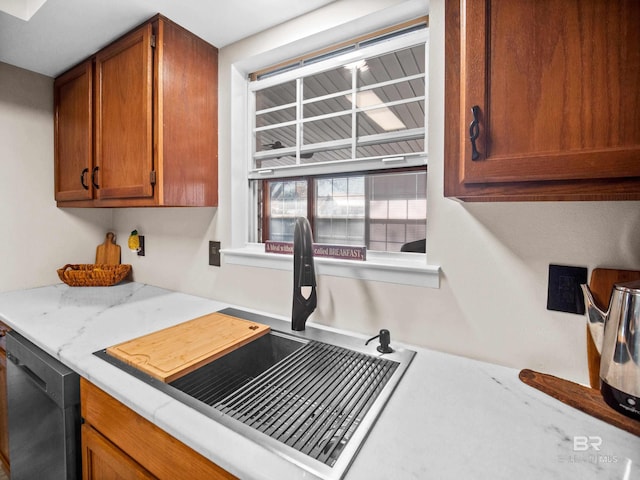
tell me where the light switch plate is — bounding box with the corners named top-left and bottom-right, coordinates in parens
top-left (547, 264), bottom-right (588, 314)
top-left (209, 241), bottom-right (221, 267)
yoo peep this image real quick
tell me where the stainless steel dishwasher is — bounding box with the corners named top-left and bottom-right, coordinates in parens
top-left (6, 331), bottom-right (80, 480)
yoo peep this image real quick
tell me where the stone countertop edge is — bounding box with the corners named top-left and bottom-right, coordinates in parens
top-left (0, 282), bottom-right (637, 480)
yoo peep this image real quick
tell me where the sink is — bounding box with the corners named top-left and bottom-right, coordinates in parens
top-left (170, 331), bottom-right (306, 405)
top-left (95, 307), bottom-right (415, 480)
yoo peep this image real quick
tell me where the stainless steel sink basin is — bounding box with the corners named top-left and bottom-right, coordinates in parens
top-left (170, 331), bottom-right (307, 405)
top-left (95, 307), bottom-right (415, 480)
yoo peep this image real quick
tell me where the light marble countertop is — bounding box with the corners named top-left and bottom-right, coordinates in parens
top-left (0, 282), bottom-right (638, 479)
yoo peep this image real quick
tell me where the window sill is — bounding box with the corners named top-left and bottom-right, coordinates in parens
top-left (221, 244), bottom-right (440, 288)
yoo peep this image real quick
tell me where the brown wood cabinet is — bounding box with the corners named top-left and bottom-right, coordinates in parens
top-left (444, 0), bottom-right (640, 201)
top-left (54, 61), bottom-right (94, 202)
top-left (82, 425), bottom-right (155, 480)
top-left (81, 378), bottom-right (236, 480)
top-left (55, 14), bottom-right (219, 207)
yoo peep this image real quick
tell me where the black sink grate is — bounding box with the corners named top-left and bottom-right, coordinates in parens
top-left (171, 362), bottom-right (255, 406)
top-left (215, 341), bottom-right (398, 467)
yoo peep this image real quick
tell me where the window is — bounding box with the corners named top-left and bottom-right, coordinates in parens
top-left (261, 169), bottom-right (426, 252)
top-left (249, 21), bottom-right (428, 253)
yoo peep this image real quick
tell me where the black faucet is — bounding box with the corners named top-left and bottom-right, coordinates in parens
top-left (292, 217), bottom-right (317, 331)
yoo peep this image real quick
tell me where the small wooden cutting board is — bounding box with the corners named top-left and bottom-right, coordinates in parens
top-left (106, 312), bottom-right (270, 382)
top-left (95, 232), bottom-right (121, 265)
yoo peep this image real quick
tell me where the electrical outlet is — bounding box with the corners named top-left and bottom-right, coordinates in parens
top-left (209, 241), bottom-right (221, 266)
top-left (546, 264), bottom-right (588, 314)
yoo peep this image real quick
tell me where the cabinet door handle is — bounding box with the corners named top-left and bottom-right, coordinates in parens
top-left (91, 166), bottom-right (100, 189)
top-left (469, 105), bottom-right (481, 161)
top-left (80, 168), bottom-right (89, 190)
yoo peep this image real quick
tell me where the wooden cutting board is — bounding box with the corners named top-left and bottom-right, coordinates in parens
top-left (586, 268), bottom-right (640, 389)
top-left (519, 369), bottom-right (640, 437)
top-left (106, 312), bottom-right (270, 382)
top-left (95, 232), bottom-right (121, 265)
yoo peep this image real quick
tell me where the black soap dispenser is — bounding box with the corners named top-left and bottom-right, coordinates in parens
top-left (366, 329), bottom-right (393, 354)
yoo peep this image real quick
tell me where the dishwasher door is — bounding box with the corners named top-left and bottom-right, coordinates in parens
top-left (6, 331), bottom-right (80, 480)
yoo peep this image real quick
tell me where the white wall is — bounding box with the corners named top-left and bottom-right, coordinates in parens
top-left (111, 0), bottom-right (640, 385)
top-left (0, 62), bottom-right (112, 292)
top-left (4, 0), bottom-right (638, 385)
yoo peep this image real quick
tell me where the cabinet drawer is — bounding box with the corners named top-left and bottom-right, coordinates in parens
top-left (80, 379), bottom-right (236, 480)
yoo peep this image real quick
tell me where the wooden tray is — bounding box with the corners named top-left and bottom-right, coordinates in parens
top-left (519, 369), bottom-right (640, 437)
top-left (107, 312), bottom-right (270, 382)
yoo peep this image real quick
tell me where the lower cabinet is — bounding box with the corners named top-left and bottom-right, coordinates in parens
top-left (82, 425), bottom-right (155, 480)
top-left (80, 378), bottom-right (236, 480)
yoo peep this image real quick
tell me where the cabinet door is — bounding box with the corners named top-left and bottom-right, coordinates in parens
top-left (95, 23), bottom-right (154, 201)
top-left (445, 0), bottom-right (640, 200)
top-left (81, 379), bottom-right (237, 480)
top-left (54, 61), bottom-right (93, 202)
top-left (82, 424), bottom-right (156, 480)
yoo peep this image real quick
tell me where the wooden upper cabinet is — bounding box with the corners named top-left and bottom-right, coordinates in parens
top-left (95, 23), bottom-right (154, 201)
top-left (54, 61), bottom-right (93, 202)
top-left (54, 14), bottom-right (218, 207)
top-left (445, 0), bottom-right (640, 201)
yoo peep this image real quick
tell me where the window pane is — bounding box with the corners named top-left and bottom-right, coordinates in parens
top-left (303, 114), bottom-right (352, 146)
top-left (358, 45), bottom-right (425, 88)
top-left (256, 155), bottom-right (297, 170)
top-left (256, 106), bottom-right (296, 128)
top-left (359, 78), bottom-right (425, 105)
top-left (255, 124), bottom-right (298, 169)
top-left (367, 171), bottom-right (426, 252)
top-left (356, 138), bottom-right (424, 159)
top-left (314, 176), bottom-right (365, 246)
top-left (256, 125), bottom-right (296, 154)
top-left (300, 147), bottom-right (352, 165)
top-left (268, 180), bottom-right (307, 242)
top-left (303, 96), bottom-right (351, 119)
top-left (303, 66), bottom-right (351, 100)
top-left (356, 99), bottom-right (424, 136)
top-left (256, 81), bottom-right (296, 110)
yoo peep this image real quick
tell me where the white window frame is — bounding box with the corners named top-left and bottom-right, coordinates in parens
top-left (249, 30), bottom-right (429, 179)
top-left (223, 25), bottom-right (440, 289)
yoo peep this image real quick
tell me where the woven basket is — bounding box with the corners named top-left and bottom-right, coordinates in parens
top-left (57, 264), bottom-right (131, 287)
